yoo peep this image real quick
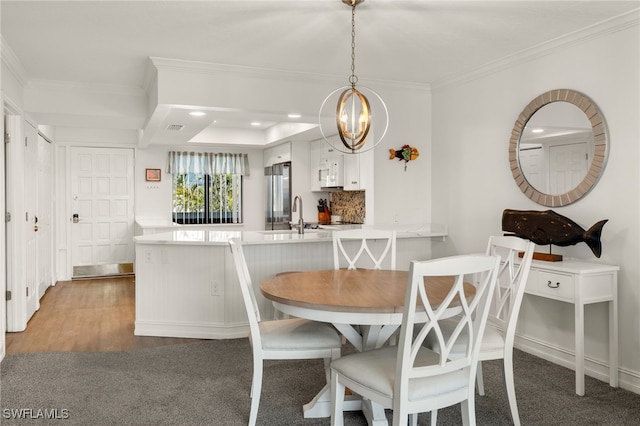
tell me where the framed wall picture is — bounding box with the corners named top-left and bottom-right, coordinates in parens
top-left (145, 168), bottom-right (161, 182)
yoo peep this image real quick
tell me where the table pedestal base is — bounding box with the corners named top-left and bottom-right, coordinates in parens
top-left (302, 385), bottom-right (387, 425)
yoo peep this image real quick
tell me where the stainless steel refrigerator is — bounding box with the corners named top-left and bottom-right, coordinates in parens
top-left (265, 162), bottom-right (292, 230)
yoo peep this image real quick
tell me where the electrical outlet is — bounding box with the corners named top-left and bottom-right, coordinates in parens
top-left (212, 281), bottom-right (221, 296)
top-left (144, 250), bottom-right (153, 263)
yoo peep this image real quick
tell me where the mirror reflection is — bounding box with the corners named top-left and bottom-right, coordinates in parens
top-left (519, 102), bottom-right (594, 195)
top-left (508, 89), bottom-right (608, 207)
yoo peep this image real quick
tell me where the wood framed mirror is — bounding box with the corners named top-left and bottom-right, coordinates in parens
top-left (508, 89), bottom-right (609, 207)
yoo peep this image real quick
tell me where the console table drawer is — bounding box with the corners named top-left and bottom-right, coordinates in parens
top-left (536, 270), bottom-right (574, 301)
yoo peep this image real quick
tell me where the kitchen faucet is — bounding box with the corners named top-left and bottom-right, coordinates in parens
top-left (292, 195), bottom-right (304, 234)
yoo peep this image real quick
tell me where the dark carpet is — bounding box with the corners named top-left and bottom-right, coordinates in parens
top-left (1, 339), bottom-right (638, 425)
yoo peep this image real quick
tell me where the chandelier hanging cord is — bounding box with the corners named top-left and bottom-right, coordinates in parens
top-left (349, 2), bottom-right (358, 87)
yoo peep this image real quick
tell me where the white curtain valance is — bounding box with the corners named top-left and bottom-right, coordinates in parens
top-left (166, 151), bottom-right (250, 176)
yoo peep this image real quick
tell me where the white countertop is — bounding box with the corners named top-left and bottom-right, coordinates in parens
top-left (134, 223), bottom-right (448, 246)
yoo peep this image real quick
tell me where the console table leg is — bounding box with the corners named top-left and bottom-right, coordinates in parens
top-left (575, 301), bottom-right (585, 396)
top-left (609, 298), bottom-right (619, 387)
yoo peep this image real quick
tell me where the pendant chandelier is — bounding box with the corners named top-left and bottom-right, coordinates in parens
top-left (319, 0), bottom-right (388, 154)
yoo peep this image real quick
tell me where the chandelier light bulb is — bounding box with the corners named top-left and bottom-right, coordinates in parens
top-left (336, 87), bottom-right (371, 150)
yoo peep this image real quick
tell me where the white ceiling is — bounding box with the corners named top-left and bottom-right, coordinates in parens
top-left (3, 1), bottom-right (639, 143)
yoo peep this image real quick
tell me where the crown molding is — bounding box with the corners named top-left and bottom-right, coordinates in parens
top-left (148, 56), bottom-right (429, 92)
top-left (1, 37), bottom-right (28, 87)
top-left (431, 8), bottom-right (640, 93)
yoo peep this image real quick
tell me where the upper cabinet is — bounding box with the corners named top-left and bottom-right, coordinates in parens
top-left (310, 137), bottom-right (372, 192)
top-left (343, 149), bottom-right (373, 191)
top-left (263, 142), bottom-right (291, 167)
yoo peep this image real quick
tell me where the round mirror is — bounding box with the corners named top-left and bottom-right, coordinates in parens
top-left (509, 89), bottom-right (609, 206)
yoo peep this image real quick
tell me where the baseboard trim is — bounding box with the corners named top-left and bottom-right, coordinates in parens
top-left (134, 320), bottom-right (249, 340)
top-left (514, 334), bottom-right (640, 395)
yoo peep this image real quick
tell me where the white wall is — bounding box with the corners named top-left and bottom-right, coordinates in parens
top-left (372, 84), bottom-right (431, 227)
top-left (431, 16), bottom-right (640, 392)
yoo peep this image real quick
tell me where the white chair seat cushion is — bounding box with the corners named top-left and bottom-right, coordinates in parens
top-left (423, 319), bottom-right (505, 355)
top-left (331, 346), bottom-right (468, 401)
top-left (259, 318), bottom-right (341, 350)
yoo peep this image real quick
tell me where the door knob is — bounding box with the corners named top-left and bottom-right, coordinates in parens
top-left (72, 214), bottom-right (79, 223)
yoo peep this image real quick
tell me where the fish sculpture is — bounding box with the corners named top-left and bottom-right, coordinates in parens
top-left (502, 209), bottom-right (608, 258)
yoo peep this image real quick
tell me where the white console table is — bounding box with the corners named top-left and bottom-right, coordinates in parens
top-left (523, 259), bottom-right (619, 395)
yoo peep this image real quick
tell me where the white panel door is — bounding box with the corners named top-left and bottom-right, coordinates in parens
top-left (24, 122), bottom-right (39, 320)
top-left (70, 147), bottom-right (135, 268)
top-left (549, 143), bottom-right (589, 194)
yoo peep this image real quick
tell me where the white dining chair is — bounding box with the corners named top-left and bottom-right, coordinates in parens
top-left (425, 235), bottom-right (535, 425)
top-left (330, 254), bottom-right (501, 426)
top-left (228, 238), bottom-right (342, 426)
top-left (332, 228), bottom-right (397, 270)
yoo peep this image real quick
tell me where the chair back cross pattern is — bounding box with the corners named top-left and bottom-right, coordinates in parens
top-left (404, 255), bottom-right (500, 384)
top-left (332, 229), bottom-right (397, 270)
top-left (485, 236), bottom-right (535, 347)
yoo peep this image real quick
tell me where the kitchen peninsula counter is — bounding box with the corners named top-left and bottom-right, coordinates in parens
top-left (133, 224), bottom-right (447, 339)
top-left (134, 223), bottom-right (447, 246)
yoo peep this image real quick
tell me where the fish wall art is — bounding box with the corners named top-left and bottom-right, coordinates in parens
top-left (389, 145), bottom-right (419, 171)
top-left (502, 209), bottom-right (608, 258)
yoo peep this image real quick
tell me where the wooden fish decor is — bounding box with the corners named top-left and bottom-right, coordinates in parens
top-left (502, 209), bottom-right (608, 258)
top-left (389, 145), bottom-right (419, 171)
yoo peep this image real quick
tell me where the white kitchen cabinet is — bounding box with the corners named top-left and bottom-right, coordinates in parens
top-left (263, 141), bottom-right (291, 167)
top-left (343, 147), bottom-right (372, 191)
top-left (310, 138), bottom-right (342, 191)
top-left (310, 137), bottom-right (372, 191)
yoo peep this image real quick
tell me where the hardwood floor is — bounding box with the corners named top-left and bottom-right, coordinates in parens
top-left (5, 276), bottom-right (203, 354)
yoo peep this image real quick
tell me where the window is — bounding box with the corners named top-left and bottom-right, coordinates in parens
top-left (172, 173), bottom-right (242, 224)
top-left (167, 151), bottom-right (249, 225)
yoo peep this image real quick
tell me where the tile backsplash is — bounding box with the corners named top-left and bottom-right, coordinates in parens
top-left (330, 191), bottom-right (365, 224)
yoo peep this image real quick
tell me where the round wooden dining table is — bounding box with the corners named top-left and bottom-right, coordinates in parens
top-left (260, 268), bottom-right (474, 422)
top-left (261, 269), bottom-right (472, 349)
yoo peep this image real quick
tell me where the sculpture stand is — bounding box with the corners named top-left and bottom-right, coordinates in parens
top-left (531, 252), bottom-right (563, 262)
top-left (519, 248), bottom-right (563, 262)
